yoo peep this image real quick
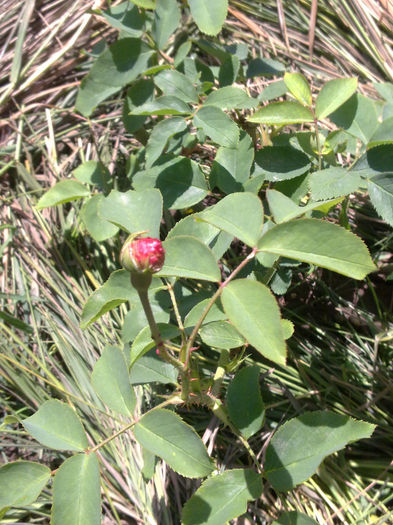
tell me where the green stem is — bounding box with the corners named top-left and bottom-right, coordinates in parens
top-left (166, 278), bottom-right (186, 346)
top-left (183, 247), bottom-right (258, 370)
top-left (313, 116), bottom-right (322, 170)
top-left (88, 420), bottom-right (136, 454)
top-left (137, 287), bottom-right (183, 371)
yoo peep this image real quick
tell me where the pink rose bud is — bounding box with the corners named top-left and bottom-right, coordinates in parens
top-left (120, 235), bottom-right (165, 274)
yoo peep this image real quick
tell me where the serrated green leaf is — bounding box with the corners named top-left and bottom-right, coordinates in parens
top-left (130, 0), bottom-right (155, 7)
top-left (133, 156), bottom-right (208, 209)
top-left (226, 366), bottom-right (265, 439)
top-left (221, 279), bottom-right (286, 365)
top-left (254, 146), bottom-right (311, 182)
top-left (368, 117), bottom-right (393, 149)
top-left (157, 235), bottom-right (221, 282)
top-left (184, 298), bottom-right (227, 329)
top-left (201, 192), bottom-right (264, 247)
top-left (99, 189), bottom-right (162, 236)
top-left (152, 0), bottom-right (180, 49)
top-left (270, 267), bottom-right (292, 295)
top-left (267, 189), bottom-right (340, 223)
top-left (193, 106), bottom-right (239, 148)
top-left (200, 320), bottom-right (245, 349)
top-left (167, 213), bottom-right (220, 246)
top-left (181, 56), bottom-right (215, 86)
top-left (188, 0), bottom-right (228, 36)
top-left (130, 324), bottom-right (180, 366)
top-left (258, 219), bottom-right (376, 279)
top-left (225, 42), bottom-right (248, 60)
top-left (144, 64), bottom-right (172, 76)
top-left (281, 319), bottom-right (294, 340)
top-left (309, 167), bottom-right (362, 200)
top-left (247, 57), bottom-right (285, 77)
top-left (329, 93), bottom-right (382, 144)
top-left (266, 190), bottom-right (300, 222)
top-left (134, 409), bottom-right (215, 477)
top-left (75, 38), bottom-right (154, 117)
top-left (315, 77), bottom-right (358, 120)
top-left (174, 40), bottom-right (192, 68)
top-left (210, 230), bottom-right (233, 260)
top-left (219, 55), bottom-right (240, 86)
top-left (22, 400), bottom-right (88, 451)
top-left (130, 349), bottom-right (178, 385)
top-left (374, 81), bottom-right (393, 101)
top-left (272, 511), bottom-right (318, 525)
top-left (129, 95), bottom-right (192, 116)
top-left (353, 145), bottom-right (393, 175)
top-left (52, 454), bottom-right (100, 525)
top-left (154, 69), bottom-right (198, 103)
top-left (81, 270), bottom-right (136, 328)
top-left (100, 2), bottom-right (145, 36)
top-left (205, 87), bottom-right (257, 110)
top-left (145, 117), bottom-right (187, 168)
top-left (167, 216), bottom-right (233, 261)
top-left (81, 196), bottom-right (119, 242)
top-left (284, 73), bottom-right (312, 107)
top-left (210, 131), bottom-right (254, 194)
top-left (243, 174), bottom-right (265, 194)
top-left (182, 469), bottom-right (262, 525)
top-left (122, 78), bottom-right (155, 133)
top-left (368, 173), bottom-right (393, 226)
top-left (36, 180), bottom-right (89, 210)
top-left (73, 160), bottom-right (110, 189)
top-left (91, 346), bottom-right (136, 416)
top-left (265, 411), bottom-right (375, 491)
top-left (0, 461), bottom-right (51, 509)
top-left (81, 271), bottom-right (164, 329)
top-left (248, 102), bottom-right (314, 125)
top-left (259, 80), bottom-right (288, 102)
top-left (193, 39), bottom-right (230, 63)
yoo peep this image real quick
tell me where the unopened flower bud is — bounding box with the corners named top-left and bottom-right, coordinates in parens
top-left (120, 235), bottom-right (165, 275)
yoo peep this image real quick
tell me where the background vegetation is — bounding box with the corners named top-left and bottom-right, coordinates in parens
top-left (1, 1), bottom-right (393, 523)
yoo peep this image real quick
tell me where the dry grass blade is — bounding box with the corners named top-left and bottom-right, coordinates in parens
top-left (0, 0), bottom-right (113, 109)
top-left (0, 196), bottom-right (169, 524)
top-left (276, 0), bottom-right (290, 51)
top-left (10, 0), bottom-right (36, 85)
top-left (309, 0), bottom-right (318, 59)
top-left (227, 0), bottom-right (393, 86)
